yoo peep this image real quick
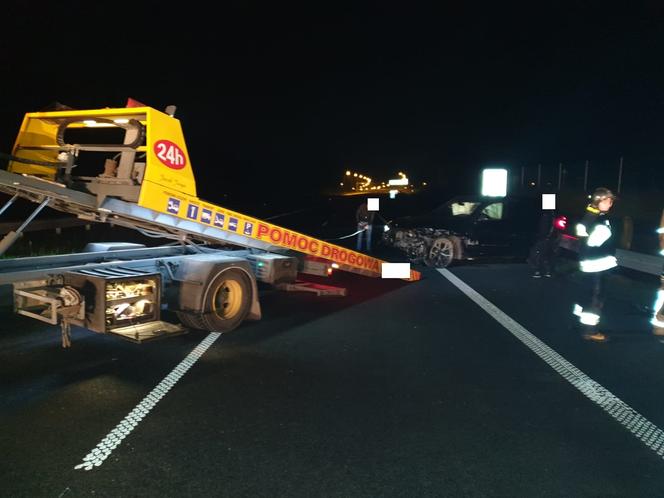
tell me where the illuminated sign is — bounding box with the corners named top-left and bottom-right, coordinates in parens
top-left (481, 169), bottom-right (507, 197)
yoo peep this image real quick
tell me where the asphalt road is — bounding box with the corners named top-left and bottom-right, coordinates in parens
top-left (1, 257), bottom-right (664, 497)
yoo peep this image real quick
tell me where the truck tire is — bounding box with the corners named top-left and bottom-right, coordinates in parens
top-left (176, 311), bottom-right (207, 331)
top-left (425, 236), bottom-right (455, 268)
top-left (199, 268), bottom-right (253, 333)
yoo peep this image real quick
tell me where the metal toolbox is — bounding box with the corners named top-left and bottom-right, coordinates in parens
top-left (64, 268), bottom-right (161, 333)
top-left (246, 253), bottom-right (298, 284)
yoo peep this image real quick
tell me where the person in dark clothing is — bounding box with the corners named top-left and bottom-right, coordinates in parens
top-left (572, 187), bottom-right (617, 342)
top-left (528, 209), bottom-right (563, 278)
top-left (356, 201), bottom-right (375, 252)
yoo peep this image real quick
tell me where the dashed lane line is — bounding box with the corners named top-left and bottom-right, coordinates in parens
top-left (438, 268), bottom-right (664, 460)
top-left (74, 332), bottom-right (221, 471)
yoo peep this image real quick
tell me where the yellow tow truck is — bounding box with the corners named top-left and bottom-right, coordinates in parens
top-left (0, 103), bottom-right (419, 347)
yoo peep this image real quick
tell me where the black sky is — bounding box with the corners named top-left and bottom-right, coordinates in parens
top-left (2, 1), bottom-right (664, 198)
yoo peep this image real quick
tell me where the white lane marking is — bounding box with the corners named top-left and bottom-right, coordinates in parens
top-left (438, 268), bottom-right (664, 459)
top-left (74, 332), bottom-right (221, 471)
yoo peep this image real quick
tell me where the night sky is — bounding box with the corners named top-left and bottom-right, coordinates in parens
top-left (2, 2), bottom-right (664, 200)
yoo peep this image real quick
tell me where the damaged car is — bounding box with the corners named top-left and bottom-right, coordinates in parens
top-left (382, 195), bottom-right (541, 267)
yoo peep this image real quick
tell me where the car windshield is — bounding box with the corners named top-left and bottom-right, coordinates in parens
top-left (434, 200), bottom-right (481, 217)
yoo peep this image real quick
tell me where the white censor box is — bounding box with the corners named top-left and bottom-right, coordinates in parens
top-left (367, 198), bottom-right (379, 211)
top-left (542, 194), bottom-right (556, 210)
top-left (381, 262), bottom-right (411, 279)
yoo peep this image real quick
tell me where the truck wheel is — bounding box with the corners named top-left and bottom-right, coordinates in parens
top-left (425, 236), bottom-right (455, 268)
top-left (200, 269), bottom-right (252, 333)
top-left (176, 311), bottom-right (207, 331)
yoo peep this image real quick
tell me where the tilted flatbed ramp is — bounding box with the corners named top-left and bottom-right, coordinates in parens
top-left (0, 106), bottom-right (420, 281)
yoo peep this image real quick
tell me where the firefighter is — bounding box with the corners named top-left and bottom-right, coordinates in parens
top-left (572, 187), bottom-right (617, 342)
top-left (651, 208), bottom-right (664, 336)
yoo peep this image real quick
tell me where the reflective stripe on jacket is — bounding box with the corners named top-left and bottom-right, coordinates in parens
top-left (576, 205), bottom-right (617, 273)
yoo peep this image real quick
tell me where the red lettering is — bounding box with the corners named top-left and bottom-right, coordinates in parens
top-left (270, 228), bottom-right (282, 243)
top-left (283, 232), bottom-right (297, 248)
top-left (331, 247), bottom-right (340, 261)
top-left (309, 240), bottom-right (319, 253)
top-left (321, 244), bottom-right (331, 257)
top-left (257, 224), bottom-right (269, 238)
top-left (348, 253), bottom-right (356, 265)
top-left (339, 249), bottom-right (348, 262)
top-left (297, 237), bottom-right (309, 251)
top-left (357, 256), bottom-right (364, 267)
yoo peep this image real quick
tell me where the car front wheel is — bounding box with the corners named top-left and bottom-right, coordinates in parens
top-left (425, 236), bottom-right (455, 268)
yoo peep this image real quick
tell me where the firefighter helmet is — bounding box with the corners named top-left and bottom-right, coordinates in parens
top-left (589, 187), bottom-right (616, 207)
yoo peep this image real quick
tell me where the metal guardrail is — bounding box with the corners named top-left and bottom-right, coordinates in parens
top-left (615, 249), bottom-right (663, 276)
top-left (559, 236), bottom-right (663, 276)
